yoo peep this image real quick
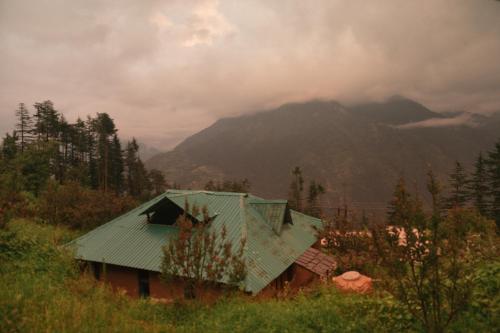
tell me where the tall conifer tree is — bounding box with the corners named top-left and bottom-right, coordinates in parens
top-left (288, 166), bottom-right (304, 211)
top-left (447, 161), bottom-right (470, 208)
top-left (485, 140), bottom-right (500, 227)
top-left (15, 103), bottom-right (32, 152)
top-left (470, 153), bottom-right (489, 216)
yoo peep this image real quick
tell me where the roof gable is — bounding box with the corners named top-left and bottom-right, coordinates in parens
top-left (248, 198), bottom-right (288, 234)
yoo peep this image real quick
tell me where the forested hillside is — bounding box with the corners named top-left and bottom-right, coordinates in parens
top-left (147, 97), bottom-right (500, 211)
top-left (0, 101), bottom-right (168, 229)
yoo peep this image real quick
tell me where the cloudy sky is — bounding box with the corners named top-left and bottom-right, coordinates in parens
top-left (1, 0), bottom-right (500, 150)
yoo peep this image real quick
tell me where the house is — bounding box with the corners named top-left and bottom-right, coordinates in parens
top-left (70, 190), bottom-right (335, 299)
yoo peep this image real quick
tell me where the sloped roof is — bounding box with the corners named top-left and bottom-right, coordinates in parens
top-left (70, 190), bottom-right (322, 294)
top-left (295, 247), bottom-right (336, 277)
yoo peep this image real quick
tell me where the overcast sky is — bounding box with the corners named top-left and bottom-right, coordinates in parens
top-left (1, 0), bottom-right (500, 150)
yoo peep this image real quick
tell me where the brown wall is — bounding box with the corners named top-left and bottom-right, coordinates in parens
top-left (104, 264), bottom-right (139, 297)
top-left (259, 263), bottom-right (319, 296)
top-left (289, 264), bottom-right (318, 288)
top-left (90, 262), bottom-right (319, 300)
top-left (92, 263), bottom-right (223, 301)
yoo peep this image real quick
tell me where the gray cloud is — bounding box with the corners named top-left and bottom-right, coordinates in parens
top-left (1, 0), bottom-right (500, 149)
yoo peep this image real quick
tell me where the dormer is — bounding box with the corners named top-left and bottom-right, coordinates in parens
top-left (249, 199), bottom-right (291, 235)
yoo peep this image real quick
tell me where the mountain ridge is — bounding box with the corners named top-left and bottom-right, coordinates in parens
top-left (146, 98), bottom-right (500, 211)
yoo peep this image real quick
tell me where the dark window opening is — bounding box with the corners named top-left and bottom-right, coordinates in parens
top-left (93, 262), bottom-right (101, 280)
top-left (143, 198), bottom-right (186, 225)
top-left (284, 206), bottom-right (293, 225)
top-left (285, 264), bottom-right (295, 282)
top-left (138, 270), bottom-right (150, 298)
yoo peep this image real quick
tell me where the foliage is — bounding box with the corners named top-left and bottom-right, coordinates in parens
top-left (161, 203), bottom-right (246, 299)
top-left (449, 261), bottom-right (500, 331)
top-left (37, 180), bottom-right (137, 230)
top-left (15, 102), bottom-right (32, 153)
top-left (288, 166), bottom-right (325, 217)
top-left (125, 138), bottom-right (151, 199)
top-left (149, 168), bottom-right (168, 196)
top-left (469, 153), bottom-right (489, 216)
top-left (446, 161), bottom-right (470, 208)
top-left (204, 178), bottom-right (251, 193)
top-left (373, 171), bottom-right (497, 332)
top-left (288, 166), bottom-right (304, 211)
top-left (1, 100), bottom-right (158, 202)
top-left (320, 211), bottom-right (376, 275)
top-left (305, 180), bottom-right (325, 218)
top-left (485, 139), bottom-right (500, 228)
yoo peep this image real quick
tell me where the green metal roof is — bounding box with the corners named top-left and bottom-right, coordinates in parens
top-left (70, 190), bottom-right (322, 294)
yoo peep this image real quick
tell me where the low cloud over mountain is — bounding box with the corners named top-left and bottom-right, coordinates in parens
top-left (1, 1), bottom-right (500, 148)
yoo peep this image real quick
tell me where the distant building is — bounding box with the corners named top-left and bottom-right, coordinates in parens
top-left (70, 190), bottom-right (335, 299)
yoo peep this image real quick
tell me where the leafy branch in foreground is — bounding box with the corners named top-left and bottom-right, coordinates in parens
top-left (161, 202), bottom-right (246, 299)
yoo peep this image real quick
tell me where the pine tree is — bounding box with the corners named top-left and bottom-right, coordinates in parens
top-left (110, 134), bottom-right (124, 194)
top-left (469, 153), bottom-right (489, 216)
top-left (56, 115), bottom-right (72, 182)
top-left (446, 161), bottom-right (470, 208)
top-left (1, 132), bottom-right (18, 160)
top-left (72, 118), bottom-right (87, 165)
top-left (288, 166), bottom-right (304, 211)
top-left (485, 139), bottom-right (500, 228)
top-left (86, 116), bottom-right (99, 189)
top-left (33, 100), bottom-right (59, 141)
top-left (388, 177), bottom-right (410, 225)
top-left (125, 138), bottom-right (150, 198)
top-left (15, 103), bottom-right (32, 152)
top-left (149, 169), bottom-right (167, 196)
top-left (93, 113), bottom-right (117, 192)
top-left (305, 180), bottom-right (325, 217)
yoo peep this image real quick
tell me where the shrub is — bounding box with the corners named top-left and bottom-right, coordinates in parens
top-left (37, 180), bottom-right (137, 229)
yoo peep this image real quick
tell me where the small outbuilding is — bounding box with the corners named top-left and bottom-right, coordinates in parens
top-left (292, 247), bottom-right (337, 286)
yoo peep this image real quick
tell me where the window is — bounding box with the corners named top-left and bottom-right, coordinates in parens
top-left (138, 270), bottom-right (150, 298)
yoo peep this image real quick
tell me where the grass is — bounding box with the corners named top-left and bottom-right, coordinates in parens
top-left (1, 219), bottom-right (497, 332)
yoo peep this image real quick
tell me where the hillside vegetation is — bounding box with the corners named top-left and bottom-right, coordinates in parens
top-left (1, 219), bottom-right (498, 333)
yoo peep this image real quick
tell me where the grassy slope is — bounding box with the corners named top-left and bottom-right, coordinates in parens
top-left (1, 220), bottom-right (497, 333)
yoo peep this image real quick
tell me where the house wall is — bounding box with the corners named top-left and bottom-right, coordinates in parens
top-left (289, 264), bottom-right (318, 288)
top-left (92, 263), bottom-right (224, 301)
top-left (89, 261), bottom-right (319, 299)
top-left (104, 264), bottom-right (139, 296)
top-left (259, 263), bottom-right (319, 296)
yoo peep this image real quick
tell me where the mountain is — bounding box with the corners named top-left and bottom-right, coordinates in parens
top-left (137, 142), bottom-right (163, 161)
top-left (146, 97), bottom-right (500, 213)
top-left (350, 95), bottom-right (443, 125)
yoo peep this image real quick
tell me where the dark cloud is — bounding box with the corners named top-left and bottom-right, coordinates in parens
top-left (1, 0), bottom-right (500, 149)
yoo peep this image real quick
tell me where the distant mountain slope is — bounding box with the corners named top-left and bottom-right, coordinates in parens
top-left (350, 95), bottom-right (443, 124)
top-left (146, 98), bottom-right (500, 211)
